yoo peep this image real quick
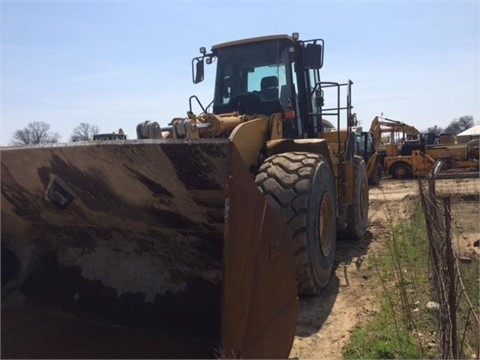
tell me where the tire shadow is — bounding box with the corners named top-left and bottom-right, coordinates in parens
top-left (295, 276), bottom-right (340, 337)
top-left (295, 230), bottom-right (373, 337)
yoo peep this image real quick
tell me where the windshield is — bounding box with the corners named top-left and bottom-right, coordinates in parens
top-left (213, 40), bottom-right (292, 114)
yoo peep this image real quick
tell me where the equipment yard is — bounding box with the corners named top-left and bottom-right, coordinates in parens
top-left (1, 31), bottom-right (478, 359)
top-left (290, 176), bottom-right (480, 359)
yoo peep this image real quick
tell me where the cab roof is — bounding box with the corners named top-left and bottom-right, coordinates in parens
top-left (211, 34), bottom-right (293, 51)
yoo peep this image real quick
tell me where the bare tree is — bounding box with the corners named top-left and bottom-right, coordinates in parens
top-left (425, 125), bottom-right (444, 136)
top-left (444, 115), bottom-right (474, 135)
top-left (11, 121), bottom-right (61, 145)
top-left (70, 122), bottom-right (99, 141)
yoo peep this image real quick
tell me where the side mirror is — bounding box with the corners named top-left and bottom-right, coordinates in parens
top-left (192, 57), bottom-right (204, 84)
top-left (304, 43), bottom-right (323, 69)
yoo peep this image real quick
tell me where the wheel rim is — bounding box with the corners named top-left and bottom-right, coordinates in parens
top-left (318, 192), bottom-right (334, 256)
top-left (395, 165), bottom-right (407, 178)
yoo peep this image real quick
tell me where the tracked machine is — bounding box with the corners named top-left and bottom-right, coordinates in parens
top-left (1, 33), bottom-right (369, 358)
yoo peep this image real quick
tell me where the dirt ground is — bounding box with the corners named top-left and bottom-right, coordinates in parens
top-left (289, 177), bottom-right (480, 359)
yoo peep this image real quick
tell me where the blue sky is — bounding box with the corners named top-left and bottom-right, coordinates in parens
top-left (1, 1), bottom-right (479, 145)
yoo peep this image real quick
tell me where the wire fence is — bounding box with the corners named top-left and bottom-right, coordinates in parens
top-left (417, 168), bottom-right (480, 359)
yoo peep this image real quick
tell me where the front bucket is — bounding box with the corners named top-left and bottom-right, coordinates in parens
top-left (1, 139), bottom-right (297, 358)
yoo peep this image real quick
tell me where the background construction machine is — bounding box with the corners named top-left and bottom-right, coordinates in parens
top-left (354, 127), bottom-right (382, 185)
top-left (1, 33), bottom-right (369, 359)
top-left (369, 116), bottom-right (479, 179)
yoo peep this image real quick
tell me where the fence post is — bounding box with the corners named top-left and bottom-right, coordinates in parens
top-left (444, 197), bottom-right (457, 359)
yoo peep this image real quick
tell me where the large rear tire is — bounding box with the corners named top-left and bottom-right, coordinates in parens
top-left (339, 157), bottom-right (369, 240)
top-left (255, 152), bottom-right (337, 295)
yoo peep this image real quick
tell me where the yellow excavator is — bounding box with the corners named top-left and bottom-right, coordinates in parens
top-left (1, 33), bottom-right (369, 358)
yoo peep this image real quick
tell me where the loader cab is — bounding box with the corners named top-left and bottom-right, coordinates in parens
top-left (210, 37), bottom-right (289, 118)
top-left (355, 130), bottom-right (376, 163)
top-left (193, 34), bottom-right (326, 139)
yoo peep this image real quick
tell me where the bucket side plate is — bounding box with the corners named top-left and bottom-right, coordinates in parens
top-left (221, 146), bottom-right (298, 359)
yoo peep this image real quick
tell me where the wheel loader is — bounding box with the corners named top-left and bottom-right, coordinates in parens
top-left (354, 127), bottom-right (382, 185)
top-left (1, 33), bottom-right (369, 359)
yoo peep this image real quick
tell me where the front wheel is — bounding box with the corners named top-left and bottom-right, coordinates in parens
top-left (391, 162), bottom-right (412, 179)
top-left (255, 152), bottom-right (337, 295)
top-left (339, 157), bottom-right (369, 240)
top-left (369, 162), bottom-right (382, 186)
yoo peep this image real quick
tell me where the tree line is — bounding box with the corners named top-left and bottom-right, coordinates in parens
top-left (11, 122), bottom-right (99, 145)
top-left (424, 115), bottom-right (475, 136)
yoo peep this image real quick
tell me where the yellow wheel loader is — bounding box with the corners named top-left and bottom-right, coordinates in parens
top-left (1, 33), bottom-right (369, 358)
top-left (354, 129), bottom-right (382, 186)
